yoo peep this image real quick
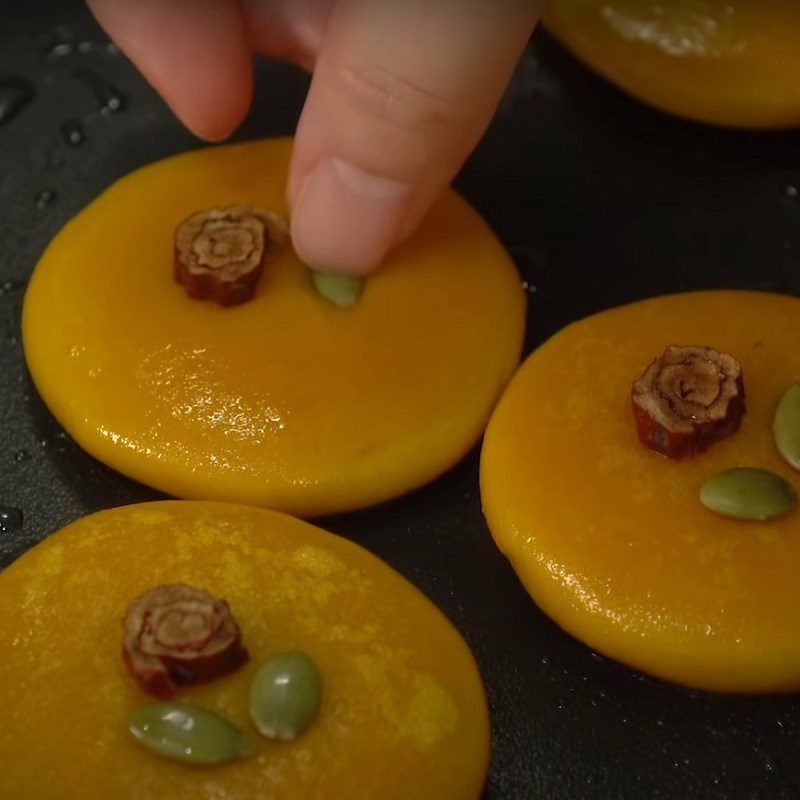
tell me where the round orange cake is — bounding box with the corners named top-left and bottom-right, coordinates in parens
top-left (482, 290), bottom-right (800, 692)
top-left (23, 138), bottom-right (525, 516)
top-left (544, 0), bottom-right (800, 129)
top-left (0, 501), bottom-right (490, 799)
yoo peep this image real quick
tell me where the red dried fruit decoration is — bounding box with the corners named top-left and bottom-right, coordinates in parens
top-left (632, 345), bottom-right (745, 459)
top-left (122, 584), bottom-right (248, 699)
top-left (174, 205), bottom-right (287, 306)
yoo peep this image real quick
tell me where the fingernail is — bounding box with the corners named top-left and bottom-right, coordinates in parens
top-left (291, 157), bottom-right (410, 275)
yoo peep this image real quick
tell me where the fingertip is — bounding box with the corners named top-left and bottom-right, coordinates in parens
top-left (287, 0), bottom-right (540, 275)
top-left (177, 65), bottom-right (254, 142)
top-left (88, 0), bottom-right (253, 142)
top-left (291, 156), bottom-right (411, 275)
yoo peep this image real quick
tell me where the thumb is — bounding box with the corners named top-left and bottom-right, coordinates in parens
top-left (288, 0), bottom-right (541, 275)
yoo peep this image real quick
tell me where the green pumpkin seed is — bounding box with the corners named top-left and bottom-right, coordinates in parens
top-left (249, 651), bottom-right (322, 740)
top-left (128, 703), bottom-right (254, 765)
top-left (311, 270), bottom-right (363, 308)
top-left (774, 383), bottom-right (800, 470)
top-left (700, 468), bottom-right (797, 521)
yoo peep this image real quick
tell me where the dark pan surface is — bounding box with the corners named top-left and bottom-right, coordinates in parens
top-left (2, 3), bottom-right (800, 798)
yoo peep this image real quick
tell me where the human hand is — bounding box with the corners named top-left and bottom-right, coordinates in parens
top-left (87, 0), bottom-right (541, 274)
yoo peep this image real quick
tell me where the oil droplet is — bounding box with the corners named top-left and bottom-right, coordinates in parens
top-left (783, 183), bottom-right (799, 199)
top-left (60, 119), bottom-right (84, 146)
top-left (35, 189), bottom-right (56, 210)
top-left (0, 79), bottom-right (34, 126)
top-left (0, 506), bottom-right (23, 534)
top-left (13, 450), bottom-right (29, 463)
top-left (72, 68), bottom-right (126, 115)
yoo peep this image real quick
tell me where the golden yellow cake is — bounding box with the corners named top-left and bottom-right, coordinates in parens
top-left (0, 501), bottom-right (490, 799)
top-left (544, 0), bottom-right (800, 128)
top-left (23, 138), bottom-right (525, 516)
top-left (482, 291), bottom-right (800, 692)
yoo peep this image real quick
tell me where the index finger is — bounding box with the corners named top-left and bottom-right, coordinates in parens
top-left (87, 0), bottom-right (252, 141)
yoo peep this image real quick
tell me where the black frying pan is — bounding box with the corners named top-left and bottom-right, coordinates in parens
top-left (2, 2), bottom-right (800, 798)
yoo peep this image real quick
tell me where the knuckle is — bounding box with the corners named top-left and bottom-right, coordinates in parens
top-left (335, 57), bottom-right (466, 137)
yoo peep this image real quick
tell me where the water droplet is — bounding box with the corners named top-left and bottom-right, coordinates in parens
top-left (784, 183), bottom-right (799, 199)
top-left (60, 119), bottom-right (84, 146)
top-left (35, 189), bottom-right (56, 210)
top-left (46, 40), bottom-right (118, 60)
top-left (0, 79), bottom-right (34, 126)
top-left (13, 450), bottom-right (29, 463)
top-left (72, 68), bottom-right (126, 116)
top-left (46, 42), bottom-right (74, 59)
top-left (757, 747), bottom-right (779, 772)
top-left (0, 506), bottom-right (23, 534)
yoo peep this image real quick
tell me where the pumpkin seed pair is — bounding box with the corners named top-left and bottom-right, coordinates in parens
top-left (700, 382), bottom-right (800, 521)
top-left (128, 651), bottom-right (322, 765)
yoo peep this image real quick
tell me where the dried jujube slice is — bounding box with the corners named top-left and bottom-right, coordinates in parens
top-left (174, 205), bottom-right (287, 306)
top-left (122, 584), bottom-right (248, 699)
top-left (632, 345), bottom-right (745, 459)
